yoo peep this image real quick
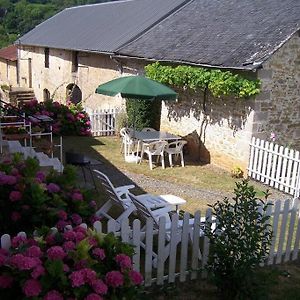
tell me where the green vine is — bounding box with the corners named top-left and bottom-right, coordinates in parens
top-left (145, 62), bottom-right (260, 98)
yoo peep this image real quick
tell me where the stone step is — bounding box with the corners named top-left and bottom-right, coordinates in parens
top-left (7, 140), bottom-right (23, 153)
top-left (6, 141), bottom-right (63, 172)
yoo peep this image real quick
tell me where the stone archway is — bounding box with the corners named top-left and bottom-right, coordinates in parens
top-left (43, 88), bottom-right (50, 102)
top-left (66, 83), bottom-right (82, 105)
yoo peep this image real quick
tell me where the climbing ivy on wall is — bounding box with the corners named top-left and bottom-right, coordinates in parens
top-left (145, 62), bottom-right (260, 98)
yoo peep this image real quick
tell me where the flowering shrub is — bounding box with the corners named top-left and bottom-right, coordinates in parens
top-left (15, 99), bottom-right (91, 136)
top-left (0, 154), bottom-right (98, 235)
top-left (0, 228), bottom-right (143, 299)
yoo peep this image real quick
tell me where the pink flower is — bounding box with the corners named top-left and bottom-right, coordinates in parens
top-left (31, 265), bottom-right (45, 279)
top-left (72, 192), bottom-right (83, 201)
top-left (36, 171), bottom-right (46, 182)
top-left (88, 237), bottom-right (97, 247)
top-left (75, 231), bottom-right (85, 243)
top-left (0, 275), bottom-right (13, 288)
top-left (10, 254), bottom-right (40, 270)
top-left (105, 271), bottom-right (124, 288)
top-left (92, 279), bottom-right (108, 295)
top-left (11, 211), bottom-right (21, 222)
top-left (11, 235), bottom-right (27, 248)
top-left (44, 290), bottom-right (64, 300)
top-left (82, 268), bottom-right (97, 284)
top-left (0, 174), bottom-right (17, 185)
top-left (92, 248), bottom-right (105, 260)
top-left (69, 270), bottom-right (85, 287)
top-left (58, 210), bottom-right (68, 220)
top-left (63, 241), bottom-right (75, 251)
top-left (47, 246), bottom-right (66, 260)
top-left (71, 213), bottom-right (82, 225)
top-left (129, 270), bottom-right (143, 285)
top-left (85, 294), bottom-right (103, 300)
top-left (115, 254), bottom-right (132, 270)
top-left (0, 254), bottom-right (7, 266)
top-left (63, 230), bottom-right (76, 241)
top-left (26, 246), bottom-right (42, 258)
top-left (22, 279), bottom-right (42, 297)
top-left (56, 220), bottom-right (68, 231)
top-left (45, 234), bottom-right (56, 245)
top-left (9, 190), bottom-right (22, 202)
top-left (270, 132), bottom-right (276, 142)
top-left (47, 183), bottom-right (60, 193)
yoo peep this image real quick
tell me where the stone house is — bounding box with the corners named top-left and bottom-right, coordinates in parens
top-left (0, 45), bottom-right (18, 88)
top-left (16, 0), bottom-right (300, 170)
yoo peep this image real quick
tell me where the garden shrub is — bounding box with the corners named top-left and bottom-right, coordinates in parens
top-left (205, 180), bottom-right (273, 299)
top-left (11, 99), bottom-right (91, 136)
top-left (0, 227), bottom-right (143, 299)
top-left (0, 154), bottom-right (98, 235)
top-left (126, 98), bottom-right (161, 130)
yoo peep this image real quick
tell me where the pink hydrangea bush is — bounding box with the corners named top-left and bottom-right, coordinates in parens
top-left (14, 99), bottom-right (91, 136)
top-left (0, 154), bottom-right (97, 235)
top-left (0, 228), bottom-right (143, 299)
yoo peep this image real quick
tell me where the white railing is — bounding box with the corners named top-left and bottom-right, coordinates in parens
top-left (248, 137), bottom-right (300, 197)
top-left (1, 199), bottom-right (299, 286)
top-left (85, 108), bottom-right (119, 136)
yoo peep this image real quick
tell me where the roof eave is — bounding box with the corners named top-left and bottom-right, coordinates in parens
top-left (15, 40), bottom-right (114, 56)
top-left (113, 53), bottom-right (258, 71)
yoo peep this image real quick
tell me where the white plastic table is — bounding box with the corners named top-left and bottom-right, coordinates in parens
top-left (136, 193), bottom-right (186, 213)
top-left (132, 130), bottom-right (181, 142)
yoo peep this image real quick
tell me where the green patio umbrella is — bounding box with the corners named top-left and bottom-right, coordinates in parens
top-left (95, 75), bottom-right (177, 100)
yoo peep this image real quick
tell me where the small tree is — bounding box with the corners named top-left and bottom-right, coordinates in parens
top-left (205, 180), bottom-right (272, 299)
top-left (126, 98), bottom-right (161, 130)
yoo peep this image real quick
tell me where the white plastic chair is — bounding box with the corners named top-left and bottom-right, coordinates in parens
top-left (140, 140), bottom-right (167, 170)
top-left (120, 127), bottom-right (138, 156)
top-left (141, 127), bottom-right (156, 132)
top-left (93, 170), bottom-right (176, 228)
top-left (164, 140), bottom-right (187, 167)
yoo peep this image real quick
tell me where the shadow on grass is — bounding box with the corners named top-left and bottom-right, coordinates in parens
top-left (61, 135), bottom-right (148, 196)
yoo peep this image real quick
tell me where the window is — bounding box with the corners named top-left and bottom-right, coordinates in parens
top-left (72, 51), bottom-right (78, 72)
top-left (44, 48), bottom-right (49, 68)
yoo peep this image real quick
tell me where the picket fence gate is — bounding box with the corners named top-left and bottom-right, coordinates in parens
top-left (1, 198), bottom-right (300, 287)
top-left (248, 137), bottom-right (300, 197)
top-left (85, 108), bottom-right (119, 136)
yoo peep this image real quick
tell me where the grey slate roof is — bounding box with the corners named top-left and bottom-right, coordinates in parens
top-left (17, 0), bottom-right (187, 53)
top-left (118, 0), bottom-right (300, 70)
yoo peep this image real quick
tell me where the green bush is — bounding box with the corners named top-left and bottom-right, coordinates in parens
top-left (205, 180), bottom-right (273, 299)
top-left (126, 99), bottom-right (161, 130)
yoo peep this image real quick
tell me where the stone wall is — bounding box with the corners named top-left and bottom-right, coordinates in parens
top-left (160, 88), bottom-right (255, 170)
top-left (255, 33), bottom-right (300, 148)
top-left (18, 46), bottom-right (127, 109)
top-left (0, 59), bottom-right (17, 87)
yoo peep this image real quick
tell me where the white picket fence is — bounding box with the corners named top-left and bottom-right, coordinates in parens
top-left (85, 108), bottom-right (119, 136)
top-left (1, 198), bottom-right (300, 286)
top-left (248, 137), bottom-right (300, 197)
